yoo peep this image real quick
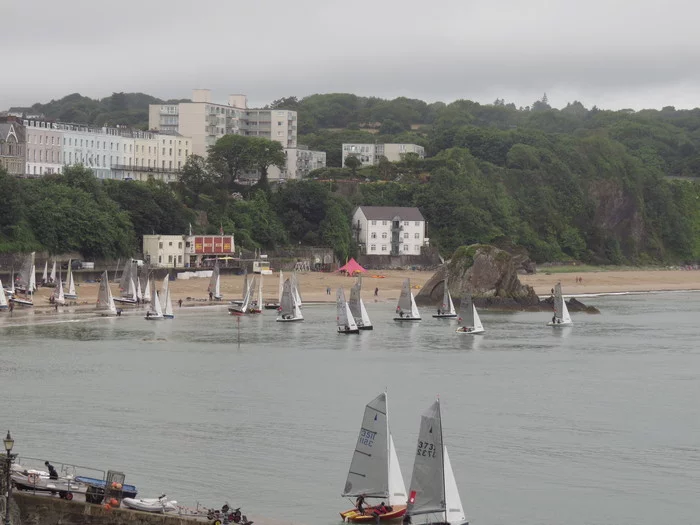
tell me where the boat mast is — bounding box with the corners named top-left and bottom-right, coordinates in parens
top-left (385, 390), bottom-right (391, 500)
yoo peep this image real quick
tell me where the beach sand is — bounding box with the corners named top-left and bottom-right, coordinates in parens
top-left (10, 269), bottom-right (700, 313)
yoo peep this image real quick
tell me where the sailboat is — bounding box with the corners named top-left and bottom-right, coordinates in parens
top-left (96, 271), bottom-right (119, 316)
top-left (249, 273), bottom-right (263, 314)
top-left (337, 288), bottom-right (360, 334)
top-left (276, 279), bottom-right (303, 322)
top-left (65, 260), bottom-right (78, 300)
top-left (229, 276), bottom-right (254, 315)
top-left (142, 277), bottom-right (152, 304)
top-left (348, 278), bottom-right (373, 330)
top-left (41, 261), bottom-right (48, 286)
top-left (547, 282), bottom-right (572, 326)
top-left (339, 392), bottom-right (407, 522)
top-left (145, 290), bottom-right (164, 320)
top-left (291, 272), bottom-right (303, 307)
top-left (394, 278), bottom-right (421, 321)
top-left (29, 263), bottom-right (37, 295)
top-left (49, 260), bottom-right (56, 284)
top-left (0, 280), bottom-right (8, 310)
top-left (114, 262), bottom-right (138, 305)
top-left (52, 279), bottom-right (66, 306)
top-left (15, 252), bottom-right (35, 293)
top-left (208, 263), bottom-right (223, 300)
top-left (433, 279), bottom-right (457, 318)
top-left (161, 276), bottom-right (174, 319)
top-left (405, 399), bottom-right (468, 525)
top-left (264, 270), bottom-right (283, 310)
top-left (455, 294), bottom-right (484, 335)
top-left (3, 271), bottom-right (15, 298)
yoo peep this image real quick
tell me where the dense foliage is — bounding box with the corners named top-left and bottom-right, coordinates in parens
top-left (4, 92), bottom-right (700, 264)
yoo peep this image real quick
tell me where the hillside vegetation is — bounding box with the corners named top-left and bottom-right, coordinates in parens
top-left (2, 92), bottom-right (700, 264)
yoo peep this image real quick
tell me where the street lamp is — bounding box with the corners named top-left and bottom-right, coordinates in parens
top-left (4, 431), bottom-right (15, 525)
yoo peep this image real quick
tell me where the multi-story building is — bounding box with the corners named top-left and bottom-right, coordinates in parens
top-left (342, 143), bottom-right (426, 168)
top-left (143, 233), bottom-right (236, 268)
top-left (352, 206), bottom-right (429, 256)
top-left (24, 120), bottom-right (63, 176)
top-left (267, 146), bottom-right (327, 180)
top-left (0, 118), bottom-right (26, 175)
top-left (149, 89), bottom-right (297, 157)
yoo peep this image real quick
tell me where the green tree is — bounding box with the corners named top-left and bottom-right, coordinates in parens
top-left (208, 135), bottom-right (254, 188)
top-left (344, 155), bottom-right (362, 177)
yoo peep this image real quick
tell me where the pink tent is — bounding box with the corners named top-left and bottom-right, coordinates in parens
top-left (337, 258), bottom-right (367, 275)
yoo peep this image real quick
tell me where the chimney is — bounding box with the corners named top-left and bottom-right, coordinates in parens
top-left (192, 89), bottom-right (212, 103)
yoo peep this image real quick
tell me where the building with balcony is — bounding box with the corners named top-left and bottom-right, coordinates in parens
top-left (24, 120), bottom-right (63, 176)
top-left (0, 119), bottom-right (26, 175)
top-left (341, 143), bottom-right (426, 168)
top-left (267, 146), bottom-right (327, 180)
top-left (352, 206), bottom-right (428, 256)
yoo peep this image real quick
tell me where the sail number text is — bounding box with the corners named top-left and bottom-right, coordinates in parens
top-left (417, 441), bottom-right (436, 457)
top-left (359, 429), bottom-right (377, 447)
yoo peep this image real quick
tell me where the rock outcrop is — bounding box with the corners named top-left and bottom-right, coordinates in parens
top-left (415, 244), bottom-right (598, 312)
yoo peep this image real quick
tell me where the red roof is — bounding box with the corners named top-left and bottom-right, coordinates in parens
top-left (337, 258), bottom-right (367, 275)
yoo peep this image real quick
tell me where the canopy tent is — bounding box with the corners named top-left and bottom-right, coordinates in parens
top-left (337, 258), bottom-right (367, 275)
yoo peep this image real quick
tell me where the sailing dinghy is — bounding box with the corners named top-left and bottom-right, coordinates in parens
top-left (276, 278), bottom-right (303, 322)
top-left (394, 278), bottom-right (421, 321)
top-left (52, 279), bottom-right (66, 306)
top-left (145, 290), bottom-right (164, 320)
top-left (264, 270), bottom-right (283, 310)
top-left (228, 276), bottom-right (253, 315)
top-left (64, 261), bottom-right (78, 300)
top-left (340, 392), bottom-right (407, 522)
top-left (348, 277), bottom-right (373, 330)
top-left (96, 271), bottom-right (119, 316)
top-left (208, 263), bottom-right (223, 300)
top-left (337, 288), bottom-right (360, 334)
top-left (547, 282), bottom-right (572, 326)
top-left (433, 280), bottom-right (457, 318)
top-left (249, 273), bottom-right (263, 313)
top-left (455, 294), bottom-right (484, 335)
top-left (406, 399), bottom-right (468, 525)
top-left (161, 276), bottom-right (174, 319)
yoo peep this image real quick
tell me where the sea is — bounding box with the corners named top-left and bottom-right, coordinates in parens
top-left (1, 291), bottom-right (699, 525)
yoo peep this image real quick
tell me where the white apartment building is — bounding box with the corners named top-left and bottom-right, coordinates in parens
top-left (352, 206), bottom-right (429, 256)
top-left (24, 120), bottom-right (63, 176)
top-left (342, 143), bottom-right (426, 168)
top-left (148, 89), bottom-right (311, 180)
top-left (267, 147), bottom-right (327, 180)
top-left (142, 234), bottom-right (186, 267)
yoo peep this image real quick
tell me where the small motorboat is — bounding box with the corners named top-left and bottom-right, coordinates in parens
top-left (122, 494), bottom-right (178, 513)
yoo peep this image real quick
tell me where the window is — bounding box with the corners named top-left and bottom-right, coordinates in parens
top-left (371, 232), bottom-right (377, 239)
top-left (39, 136), bottom-right (43, 144)
top-left (415, 245), bottom-right (421, 253)
top-left (178, 242), bottom-right (182, 249)
top-left (370, 244), bottom-right (376, 252)
top-left (162, 148), bottom-right (165, 155)
top-left (382, 220), bottom-right (387, 225)
top-left (168, 255), bottom-right (173, 263)
top-left (178, 255), bottom-right (182, 263)
top-left (277, 121), bottom-right (283, 125)
top-left (404, 244), bottom-right (409, 251)
top-left (185, 150), bottom-right (188, 156)
top-left (414, 233), bottom-right (420, 239)
top-left (158, 256), bottom-right (162, 263)
top-left (415, 221), bottom-right (420, 226)
top-left (178, 149), bottom-right (181, 156)
top-left (382, 232), bottom-right (387, 239)
top-left (277, 131), bottom-right (283, 137)
top-left (169, 148), bottom-right (172, 155)
top-left (404, 221), bottom-right (409, 226)
top-left (168, 241), bottom-right (172, 246)
top-left (403, 233), bottom-right (409, 239)
top-left (381, 245), bottom-right (387, 251)
top-left (159, 242), bottom-right (163, 249)
top-left (51, 137), bottom-right (54, 145)
top-left (371, 220), bottom-right (377, 225)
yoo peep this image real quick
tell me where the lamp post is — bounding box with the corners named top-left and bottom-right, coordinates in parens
top-left (3, 431), bottom-right (15, 525)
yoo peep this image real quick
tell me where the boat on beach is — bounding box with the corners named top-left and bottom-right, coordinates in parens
top-left (547, 282), bottom-right (572, 326)
top-left (405, 399), bottom-right (468, 525)
top-left (339, 392), bottom-right (407, 522)
top-left (208, 263), bottom-right (223, 300)
top-left (52, 278), bottom-right (66, 306)
top-left (0, 279), bottom-right (8, 310)
top-left (122, 495), bottom-right (178, 513)
top-left (64, 260), bottom-right (78, 300)
top-left (394, 278), bottom-right (421, 321)
top-left (433, 279), bottom-right (457, 318)
top-left (337, 288), bottom-right (360, 334)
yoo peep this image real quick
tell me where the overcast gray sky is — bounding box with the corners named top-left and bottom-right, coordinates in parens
top-left (4, 0), bottom-right (700, 111)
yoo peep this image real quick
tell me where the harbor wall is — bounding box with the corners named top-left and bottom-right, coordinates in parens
top-left (11, 492), bottom-right (201, 525)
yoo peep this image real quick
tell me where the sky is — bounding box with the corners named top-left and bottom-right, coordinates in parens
top-left (3, 0), bottom-right (700, 112)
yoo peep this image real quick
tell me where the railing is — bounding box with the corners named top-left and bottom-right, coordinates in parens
top-left (111, 164), bottom-right (181, 174)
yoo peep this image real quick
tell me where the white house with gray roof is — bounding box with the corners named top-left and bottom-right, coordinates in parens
top-left (352, 206), bottom-right (428, 256)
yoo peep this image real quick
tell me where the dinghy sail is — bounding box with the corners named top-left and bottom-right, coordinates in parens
top-left (394, 278), bottom-right (421, 321)
top-left (337, 288), bottom-right (360, 334)
top-left (547, 282), bottom-right (572, 326)
top-left (455, 293), bottom-right (484, 334)
top-left (96, 272), bottom-right (118, 316)
top-left (276, 279), bottom-right (303, 322)
top-left (433, 279), bottom-right (457, 318)
top-left (348, 277), bottom-right (373, 330)
top-left (340, 392), bottom-right (407, 522)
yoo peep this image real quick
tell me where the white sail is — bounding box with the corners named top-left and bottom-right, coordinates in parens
top-left (153, 290), bottom-right (163, 316)
top-left (277, 278), bottom-right (303, 321)
top-left (551, 282), bottom-right (572, 325)
top-left (17, 252), bottom-right (35, 291)
top-left (96, 272), bottom-right (117, 315)
top-left (0, 280), bottom-right (7, 309)
top-left (54, 279), bottom-right (66, 305)
top-left (8, 272), bottom-right (15, 295)
top-left (29, 264), bottom-right (36, 293)
top-left (291, 272), bottom-right (303, 307)
top-left (160, 276), bottom-right (169, 310)
top-left (136, 276), bottom-right (143, 301)
top-left (143, 278), bottom-right (152, 304)
top-left (50, 260), bottom-right (56, 283)
top-left (42, 261), bottom-right (48, 284)
top-left (388, 435), bottom-right (407, 506)
top-left (278, 270), bottom-right (284, 303)
top-left (342, 393), bottom-right (390, 499)
top-left (128, 277), bottom-right (137, 299)
top-left (396, 278), bottom-right (421, 319)
top-left (407, 400), bottom-right (444, 517)
top-left (441, 280), bottom-right (456, 315)
top-left (255, 273), bottom-right (264, 309)
top-left (472, 304), bottom-right (484, 332)
top-left (443, 447), bottom-right (466, 525)
top-left (163, 283), bottom-right (174, 318)
top-left (208, 264), bottom-right (222, 299)
top-left (337, 288), bottom-right (359, 331)
top-left (349, 279), bottom-right (372, 329)
top-left (241, 277), bottom-right (254, 311)
top-left (459, 294), bottom-right (475, 328)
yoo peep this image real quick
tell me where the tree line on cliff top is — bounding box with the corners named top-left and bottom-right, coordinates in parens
top-left (3, 92), bottom-right (700, 264)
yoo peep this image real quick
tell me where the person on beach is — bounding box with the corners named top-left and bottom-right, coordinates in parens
top-left (374, 287), bottom-right (379, 296)
top-left (178, 299), bottom-right (183, 308)
top-left (45, 461), bottom-right (58, 480)
top-left (209, 291), bottom-right (213, 301)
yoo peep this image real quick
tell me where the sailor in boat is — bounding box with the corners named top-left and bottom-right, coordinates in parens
top-left (372, 502), bottom-right (388, 518)
top-left (552, 315), bottom-right (556, 324)
top-left (437, 308), bottom-right (442, 315)
top-left (146, 311), bottom-right (151, 318)
top-left (355, 495), bottom-right (365, 515)
top-left (116, 309), bottom-right (123, 316)
top-left (398, 309), bottom-right (404, 317)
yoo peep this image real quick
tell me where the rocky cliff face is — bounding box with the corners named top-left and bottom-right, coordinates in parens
top-left (415, 244), bottom-right (540, 308)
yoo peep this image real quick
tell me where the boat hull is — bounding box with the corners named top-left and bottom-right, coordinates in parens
top-left (433, 314), bottom-right (457, 318)
top-left (276, 317), bottom-right (303, 322)
top-left (338, 328), bottom-right (360, 334)
top-left (340, 505), bottom-right (406, 523)
top-left (393, 317), bottom-right (420, 321)
top-left (163, 314), bottom-right (174, 319)
top-left (64, 294), bottom-right (78, 300)
top-left (10, 298), bottom-right (33, 307)
top-left (122, 497), bottom-right (177, 513)
top-left (113, 297), bottom-right (138, 305)
top-left (144, 315), bottom-right (164, 321)
top-left (547, 321), bottom-right (573, 326)
top-left (264, 303), bottom-right (279, 310)
top-left (456, 328), bottom-right (485, 334)
top-left (358, 325), bottom-right (373, 330)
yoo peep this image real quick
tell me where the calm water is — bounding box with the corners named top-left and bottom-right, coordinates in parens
top-left (1, 292), bottom-right (699, 525)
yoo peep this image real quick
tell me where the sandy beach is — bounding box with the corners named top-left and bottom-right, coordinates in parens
top-left (8, 268), bottom-right (700, 313)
